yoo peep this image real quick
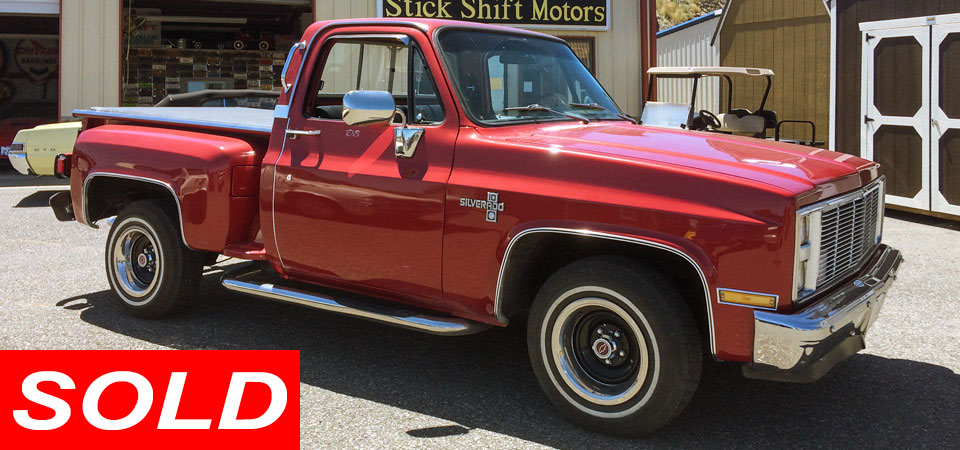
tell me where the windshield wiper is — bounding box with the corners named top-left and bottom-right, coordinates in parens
top-left (568, 102), bottom-right (638, 124)
top-left (504, 104), bottom-right (590, 124)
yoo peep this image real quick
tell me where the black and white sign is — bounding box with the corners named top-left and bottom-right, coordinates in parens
top-left (378, 0), bottom-right (610, 31)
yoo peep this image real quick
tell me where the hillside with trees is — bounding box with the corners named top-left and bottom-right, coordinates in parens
top-left (658, 0), bottom-right (727, 29)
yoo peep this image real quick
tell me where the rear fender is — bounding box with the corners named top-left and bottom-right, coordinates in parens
top-left (72, 125), bottom-right (263, 252)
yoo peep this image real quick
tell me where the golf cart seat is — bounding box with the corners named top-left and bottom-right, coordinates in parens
top-left (641, 102), bottom-right (691, 128)
top-left (753, 109), bottom-right (779, 129)
top-left (717, 113), bottom-right (765, 134)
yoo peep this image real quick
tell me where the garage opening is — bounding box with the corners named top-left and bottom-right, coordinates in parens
top-left (120, 0), bottom-right (313, 107)
top-left (0, 12), bottom-right (60, 146)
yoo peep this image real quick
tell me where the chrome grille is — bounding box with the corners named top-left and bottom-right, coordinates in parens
top-left (815, 184), bottom-right (882, 289)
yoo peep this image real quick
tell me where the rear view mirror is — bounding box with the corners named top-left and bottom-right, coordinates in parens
top-left (498, 51), bottom-right (537, 65)
top-left (342, 90), bottom-right (397, 126)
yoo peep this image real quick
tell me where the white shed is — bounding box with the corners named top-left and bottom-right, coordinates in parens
top-left (656, 10), bottom-right (722, 113)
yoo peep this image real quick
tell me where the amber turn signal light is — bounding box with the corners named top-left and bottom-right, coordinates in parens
top-left (718, 289), bottom-right (778, 309)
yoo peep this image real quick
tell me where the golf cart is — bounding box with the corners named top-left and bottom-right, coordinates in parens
top-left (641, 66), bottom-right (822, 147)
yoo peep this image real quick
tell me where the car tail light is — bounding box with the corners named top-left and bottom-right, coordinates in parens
top-left (54, 154), bottom-right (72, 179)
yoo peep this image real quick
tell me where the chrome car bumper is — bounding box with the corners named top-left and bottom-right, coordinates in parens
top-left (6, 150), bottom-right (33, 175)
top-left (743, 244), bottom-right (902, 382)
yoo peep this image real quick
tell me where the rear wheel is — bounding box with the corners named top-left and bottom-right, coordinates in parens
top-left (528, 256), bottom-right (702, 436)
top-left (105, 200), bottom-right (203, 318)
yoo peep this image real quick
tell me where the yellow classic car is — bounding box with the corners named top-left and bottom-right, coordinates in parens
top-left (0, 89), bottom-right (280, 177)
top-left (2, 121), bottom-right (81, 176)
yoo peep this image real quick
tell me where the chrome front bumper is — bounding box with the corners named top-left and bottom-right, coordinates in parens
top-left (6, 150), bottom-right (33, 175)
top-left (743, 244), bottom-right (903, 382)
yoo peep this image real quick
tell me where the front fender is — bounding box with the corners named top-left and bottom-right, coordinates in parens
top-left (494, 223), bottom-right (717, 351)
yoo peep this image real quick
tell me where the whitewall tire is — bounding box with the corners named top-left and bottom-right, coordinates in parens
top-left (527, 256), bottom-right (702, 436)
top-left (105, 200), bottom-right (203, 318)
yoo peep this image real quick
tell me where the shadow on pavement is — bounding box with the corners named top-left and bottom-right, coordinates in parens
top-left (0, 172), bottom-right (69, 188)
top-left (887, 209), bottom-right (960, 231)
top-left (56, 269), bottom-right (959, 448)
top-left (14, 190), bottom-right (64, 208)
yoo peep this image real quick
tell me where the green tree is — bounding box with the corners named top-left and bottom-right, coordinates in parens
top-left (697, 0), bottom-right (727, 14)
top-left (657, 0), bottom-right (727, 29)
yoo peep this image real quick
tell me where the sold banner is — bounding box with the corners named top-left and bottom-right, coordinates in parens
top-left (0, 351), bottom-right (299, 449)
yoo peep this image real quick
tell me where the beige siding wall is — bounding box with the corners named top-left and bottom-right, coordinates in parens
top-left (314, 0), bottom-right (647, 116)
top-left (55, 1), bottom-right (645, 119)
top-left (60, 0), bottom-right (120, 119)
top-left (718, 0), bottom-right (829, 145)
top-left (657, 15), bottom-right (721, 113)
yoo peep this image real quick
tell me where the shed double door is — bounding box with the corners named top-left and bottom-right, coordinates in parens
top-left (862, 15), bottom-right (960, 216)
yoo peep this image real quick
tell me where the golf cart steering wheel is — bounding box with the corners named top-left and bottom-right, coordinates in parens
top-left (698, 110), bottom-right (721, 130)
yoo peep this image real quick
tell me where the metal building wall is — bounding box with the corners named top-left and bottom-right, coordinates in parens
top-left (59, 0), bottom-right (121, 120)
top-left (656, 14), bottom-right (721, 113)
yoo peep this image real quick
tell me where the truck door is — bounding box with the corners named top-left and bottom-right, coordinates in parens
top-left (272, 31), bottom-right (457, 305)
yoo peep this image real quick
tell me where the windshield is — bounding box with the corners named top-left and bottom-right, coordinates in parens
top-left (437, 30), bottom-right (623, 126)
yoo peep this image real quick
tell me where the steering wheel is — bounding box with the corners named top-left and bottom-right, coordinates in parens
top-left (698, 110), bottom-right (721, 130)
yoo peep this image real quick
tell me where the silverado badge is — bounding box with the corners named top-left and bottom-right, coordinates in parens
top-left (460, 192), bottom-right (504, 222)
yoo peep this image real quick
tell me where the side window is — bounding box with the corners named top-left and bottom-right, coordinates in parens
top-left (311, 41), bottom-right (408, 119)
top-left (410, 50), bottom-right (444, 124)
top-left (486, 55), bottom-right (520, 118)
top-left (309, 38), bottom-right (444, 124)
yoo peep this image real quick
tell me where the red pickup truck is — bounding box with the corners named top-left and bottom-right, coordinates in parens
top-left (50, 18), bottom-right (902, 435)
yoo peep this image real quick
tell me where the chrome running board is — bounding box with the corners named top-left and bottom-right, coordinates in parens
top-left (221, 265), bottom-right (489, 336)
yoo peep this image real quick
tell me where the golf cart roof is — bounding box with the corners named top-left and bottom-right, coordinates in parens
top-left (648, 66), bottom-right (775, 78)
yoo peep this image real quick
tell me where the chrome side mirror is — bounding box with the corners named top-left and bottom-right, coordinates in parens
top-left (342, 90), bottom-right (397, 126)
top-left (341, 90), bottom-right (423, 158)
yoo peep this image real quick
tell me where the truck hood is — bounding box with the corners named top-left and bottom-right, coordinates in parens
top-left (487, 122), bottom-right (877, 196)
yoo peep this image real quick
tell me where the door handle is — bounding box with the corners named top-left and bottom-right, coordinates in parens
top-left (286, 129), bottom-right (322, 139)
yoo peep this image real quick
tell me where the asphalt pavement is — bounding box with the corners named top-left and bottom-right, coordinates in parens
top-left (0, 170), bottom-right (957, 449)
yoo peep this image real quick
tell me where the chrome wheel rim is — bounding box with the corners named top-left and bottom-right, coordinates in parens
top-left (112, 225), bottom-right (161, 302)
top-left (541, 286), bottom-right (660, 418)
top-left (552, 297), bottom-right (649, 406)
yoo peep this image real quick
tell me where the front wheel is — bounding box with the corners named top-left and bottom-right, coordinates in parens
top-left (528, 256), bottom-right (702, 436)
top-left (105, 200), bottom-right (203, 318)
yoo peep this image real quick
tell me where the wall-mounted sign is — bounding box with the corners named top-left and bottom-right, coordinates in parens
top-left (378, 0), bottom-right (610, 31)
top-left (15, 39), bottom-right (58, 84)
top-left (123, 10), bottom-right (162, 48)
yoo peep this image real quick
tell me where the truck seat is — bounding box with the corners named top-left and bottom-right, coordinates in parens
top-left (314, 104), bottom-right (444, 123)
top-left (315, 105), bottom-right (344, 119)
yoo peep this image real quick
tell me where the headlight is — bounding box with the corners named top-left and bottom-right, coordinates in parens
top-left (875, 178), bottom-right (886, 245)
top-left (793, 208), bottom-right (822, 301)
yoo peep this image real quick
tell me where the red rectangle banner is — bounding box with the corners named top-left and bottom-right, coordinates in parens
top-left (0, 350), bottom-right (300, 449)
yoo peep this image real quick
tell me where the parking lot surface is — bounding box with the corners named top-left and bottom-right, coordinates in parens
top-left (0, 171), bottom-right (957, 449)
